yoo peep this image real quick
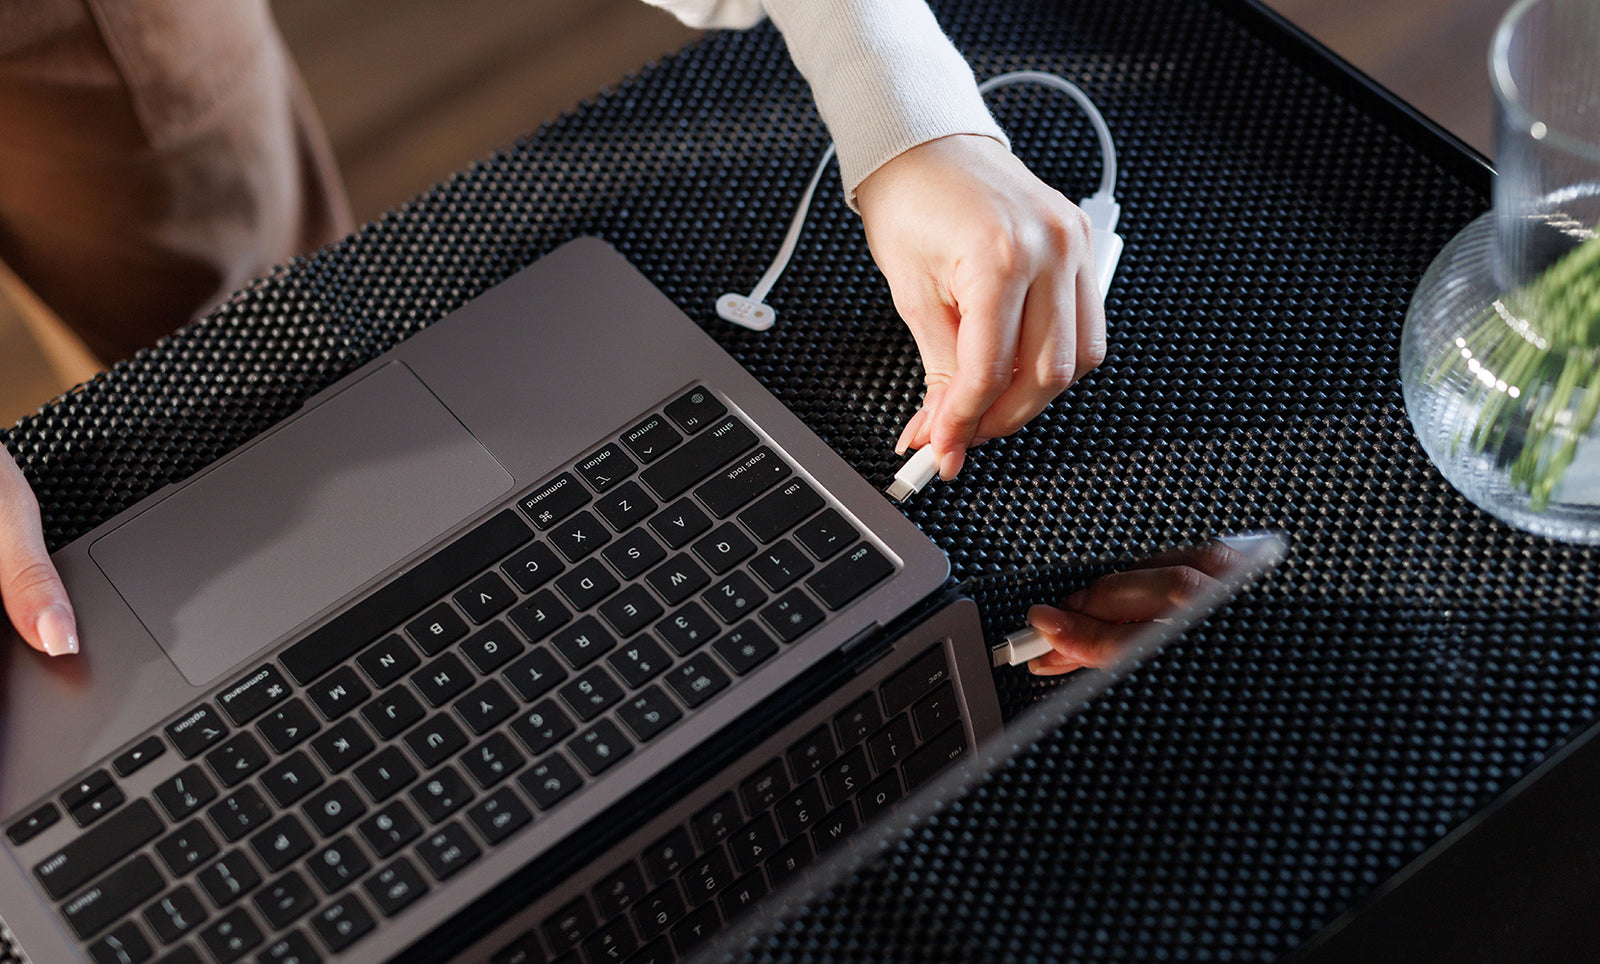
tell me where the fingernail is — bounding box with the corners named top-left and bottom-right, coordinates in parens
top-left (939, 450), bottom-right (966, 481)
top-left (37, 605), bottom-right (78, 656)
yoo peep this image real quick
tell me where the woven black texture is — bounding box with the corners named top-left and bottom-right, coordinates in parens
top-left (5, 0), bottom-right (1596, 959)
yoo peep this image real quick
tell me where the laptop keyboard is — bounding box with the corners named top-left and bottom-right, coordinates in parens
top-left (486, 643), bottom-right (969, 964)
top-left (8, 385), bottom-right (900, 964)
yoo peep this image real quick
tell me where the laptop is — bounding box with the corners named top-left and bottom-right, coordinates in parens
top-left (0, 236), bottom-right (1281, 963)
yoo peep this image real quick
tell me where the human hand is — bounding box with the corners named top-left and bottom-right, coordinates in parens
top-left (1023, 541), bottom-right (1244, 676)
top-left (1, 448), bottom-right (77, 657)
top-left (855, 133), bottom-right (1106, 480)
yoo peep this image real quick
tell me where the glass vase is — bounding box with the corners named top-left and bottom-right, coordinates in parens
top-left (1400, 0), bottom-right (1600, 543)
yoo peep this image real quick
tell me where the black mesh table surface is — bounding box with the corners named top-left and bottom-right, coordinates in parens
top-left (7, 1), bottom-right (1595, 960)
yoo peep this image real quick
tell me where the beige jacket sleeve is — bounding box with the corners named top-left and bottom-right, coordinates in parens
top-left (642, 0), bottom-right (1007, 203)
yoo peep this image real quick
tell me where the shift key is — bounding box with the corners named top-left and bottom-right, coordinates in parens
top-left (640, 417), bottom-right (757, 501)
top-left (34, 799), bottom-right (162, 899)
top-left (805, 542), bottom-right (894, 610)
top-left (62, 854), bottom-right (163, 939)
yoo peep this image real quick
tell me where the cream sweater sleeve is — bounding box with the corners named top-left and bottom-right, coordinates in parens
top-left (641, 0), bottom-right (1007, 203)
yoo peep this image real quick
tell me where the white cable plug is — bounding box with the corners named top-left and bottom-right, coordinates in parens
top-left (990, 627), bottom-right (1054, 667)
top-left (884, 445), bottom-right (942, 502)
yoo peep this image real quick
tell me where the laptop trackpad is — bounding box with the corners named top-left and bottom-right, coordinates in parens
top-left (91, 362), bottom-right (514, 686)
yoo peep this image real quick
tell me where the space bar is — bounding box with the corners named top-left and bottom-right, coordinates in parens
top-left (279, 509), bottom-right (533, 685)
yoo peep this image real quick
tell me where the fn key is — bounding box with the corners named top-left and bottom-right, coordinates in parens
top-left (805, 542), bottom-right (894, 610)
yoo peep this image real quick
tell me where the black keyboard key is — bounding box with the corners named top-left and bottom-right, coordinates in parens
top-left (584, 917), bottom-right (638, 962)
top-left (510, 700), bottom-right (576, 756)
top-left (310, 717), bottom-right (374, 773)
top-left (249, 815), bottom-right (313, 873)
top-left (834, 692), bottom-right (883, 747)
top-left (71, 786), bottom-right (125, 827)
top-left (454, 679), bottom-right (518, 735)
top-left (208, 787), bottom-right (273, 843)
top-left (312, 894), bottom-right (375, 953)
top-left (455, 571), bottom-right (516, 624)
top-left (622, 413), bottom-right (683, 462)
top-left (774, 780), bottom-right (826, 839)
top-left (7, 802), bottom-right (59, 846)
top-left (256, 699), bottom-right (319, 754)
top-left (260, 752), bottom-right (325, 808)
top-left (151, 946), bottom-right (203, 964)
top-left (616, 685), bottom-right (682, 743)
top-left (729, 813), bottom-right (781, 874)
top-left (258, 930), bottom-right (321, 964)
top-left (664, 654), bottom-right (729, 708)
top-left (881, 645), bottom-right (951, 717)
top-left (206, 732), bottom-right (270, 787)
top-left (517, 753), bottom-right (583, 810)
top-left (88, 921), bottom-right (153, 964)
top-left (793, 508), bottom-right (855, 561)
top-left (711, 622), bottom-right (778, 676)
top-left (691, 523), bottom-right (755, 574)
top-left (903, 723), bottom-right (969, 790)
top-left (738, 477), bottom-right (825, 544)
top-left (601, 528), bottom-right (666, 580)
top-left (648, 498), bottom-right (712, 548)
top-left (520, 472), bottom-right (591, 530)
top-left (593, 480), bottom-right (656, 532)
top-left (63, 772), bottom-right (116, 814)
top-left (196, 851), bottom-right (261, 908)
top-left (866, 714), bottom-right (915, 773)
top-left (663, 387), bottom-right (727, 434)
top-left (410, 765), bottom-right (474, 822)
top-left (304, 780), bottom-right (366, 836)
top-left (357, 634), bottom-right (420, 688)
top-left (550, 511), bottom-right (611, 564)
top-left (759, 589), bottom-right (823, 643)
top-left (404, 714), bottom-right (469, 770)
top-left (576, 443), bottom-right (637, 493)
top-left (352, 746), bottom-right (418, 803)
top-left (280, 510), bottom-right (531, 685)
top-left (503, 646), bottom-right (568, 702)
top-left (718, 869), bottom-right (769, 921)
top-left (411, 652), bottom-right (474, 708)
top-left (684, 845), bottom-right (735, 902)
top-left (569, 720), bottom-right (632, 775)
top-left (144, 885), bottom-right (208, 944)
top-left (644, 554), bottom-right (709, 606)
top-left (509, 590), bottom-right (571, 643)
top-left (166, 704), bottom-right (229, 759)
top-left (418, 821), bottom-right (481, 880)
top-left (912, 680), bottom-right (959, 739)
top-left (199, 906), bottom-right (263, 963)
top-left (559, 665), bottom-right (625, 721)
top-left (254, 870), bottom-right (316, 929)
top-left (691, 792), bottom-right (742, 849)
top-left (406, 603), bottom-right (467, 656)
top-left (812, 803), bottom-right (859, 855)
top-left (655, 602), bottom-right (718, 656)
top-left (671, 902), bottom-right (721, 957)
top-left (216, 665), bottom-right (291, 726)
top-left (63, 854), bottom-right (163, 940)
top-left (358, 801), bottom-right (422, 859)
top-left (694, 446), bottom-right (789, 517)
top-left (543, 895), bottom-right (597, 955)
top-left (608, 636), bottom-right (672, 687)
top-left (748, 538), bottom-right (814, 592)
top-left (363, 857), bottom-right (428, 917)
top-left (739, 760), bottom-right (790, 814)
top-left (641, 415), bottom-right (755, 501)
top-left (459, 622), bottom-right (523, 674)
top-left (766, 836), bottom-right (814, 888)
top-left (554, 560), bottom-right (619, 614)
top-left (466, 786), bottom-right (532, 845)
top-left (306, 667), bottom-right (370, 721)
top-left (598, 584), bottom-right (664, 638)
top-left (642, 827), bottom-right (694, 886)
top-left (807, 541), bottom-right (894, 610)
top-left (502, 541), bottom-right (564, 593)
top-left (153, 767), bottom-right (218, 822)
top-left (113, 735), bottom-right (168, 778)
top-left (157, 820), bottom-right (220, 876)
top-left (633, 882), bottom-right (686, 940)
top-left (460, 733), bottom-right (525, 789)
top-left (360, 686), bottom-right (425, 741)
top-left (550, 615), bottom-right (617, 670)
top-left (705, 572), bottom-right (768, 624)
top-left (786, 725), bottom-right (836, 780)
top-left (594, 860), bottom-right (649, 919)
top-left (820, 748), bottom-right (871, 808)
top-left (858, 770), bottom-right (904, 823)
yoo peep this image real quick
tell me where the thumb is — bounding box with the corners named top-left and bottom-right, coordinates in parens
top-left (0, 452), bottom-right (77, 656)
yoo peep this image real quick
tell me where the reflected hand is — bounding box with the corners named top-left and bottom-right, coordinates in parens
top-left (1, 448), bottom-right (77, 657)
top-left (1024, 541), bottom-right (1243, 676)
top-left (855, 134), bottom-right (1106, 480)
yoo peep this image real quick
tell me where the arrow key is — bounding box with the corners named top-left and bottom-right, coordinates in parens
top-left (112, 735), bottom-right (167, 778)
